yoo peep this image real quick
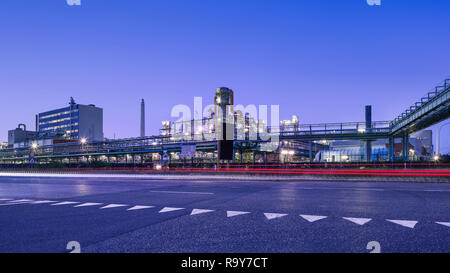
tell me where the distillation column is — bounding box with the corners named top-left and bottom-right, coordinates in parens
top-left (364, 105), bottom-right (373, 162)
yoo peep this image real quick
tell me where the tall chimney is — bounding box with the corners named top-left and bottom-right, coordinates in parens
top-left (140, 99), bottom-right (145, 137)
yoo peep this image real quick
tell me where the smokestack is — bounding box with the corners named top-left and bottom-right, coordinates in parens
top-left (140, 99), bottom-right (145, 137)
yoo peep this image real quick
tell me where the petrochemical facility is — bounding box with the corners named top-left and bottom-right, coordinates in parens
top-left (0, 78), bottom-right (448, 167)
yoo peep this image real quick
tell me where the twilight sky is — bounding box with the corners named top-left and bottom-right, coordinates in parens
top-left (0, 0), bottom-right (449, 153)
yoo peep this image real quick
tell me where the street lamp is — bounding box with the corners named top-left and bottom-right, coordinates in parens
top-left (31, 142), bottom-right (38, 149)
top-left (80, 138), bottom-right (87, 144)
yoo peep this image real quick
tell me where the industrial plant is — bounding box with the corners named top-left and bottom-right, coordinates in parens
top-left (0, 78), bottom-right (448, 167)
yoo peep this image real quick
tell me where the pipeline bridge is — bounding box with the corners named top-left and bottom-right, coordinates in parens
top-left (0, 78), bottom-right (448, 165)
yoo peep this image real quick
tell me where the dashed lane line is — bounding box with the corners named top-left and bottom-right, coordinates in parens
top-left (8, 199), bottom-right (33, 202)
top-left (343, 217), bottom-right (372, 226)
top-left (51, 201), bottom-right (80, 206)
top-left (227, 211), bottom-right (250, 217)
top-left (3, 198), bottom-right (450, 229)
top-left (191, 209), bottom-right (215, 215)
top-left (386, 219), bottom-right (418, 229)
top-left (436, 222), bottom-right (450, 227)
top-left (32, 200), bottom-right (58, 204)
top-left (74, 203), bottom-right (103, 208)
top-left (264, 213), bottom-right (288, 220)
top-left (300, 214), bottom-right (327, 223)
top-left (127, 205), bottom-right (154, 211)
top-left (100, 204), bottom-right (128, 209)
top-left (159, 207), bottom-right (185, 213)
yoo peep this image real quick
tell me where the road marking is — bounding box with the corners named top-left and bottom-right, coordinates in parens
top-left (0, 202), bottom-right (33, 206)
top-left (32, 200), bottom-right (58, 204)
top-left (159, 207), bottom-right (185, 213)
top-left (127, 205), bottom-right (154, 211)
top-left (0, 198), bottom-right (13, 201)
top-left (74, 202), bottom-right (103, 207)
top-left (8, 199), bottom-right (33, 202)
top-left (191, 209), bottom-right (215, 215)
top-left (149, 190), bottom-right (214, 195)
top-left (227, 211), bottom-right (250, 217)
top-left (300, 214), bottom-right (327, 222)
top-left (264, 213), bottom-right (287, 220)
top-left (386, 219), bottom-right (418, 229)
top-left (51, 201), bottom-right (80, 206)
top-left (343, 217), bottom-right (372, 226)
top-left (0, 199), bottom-right (35, 206)
top-left (100, 204), bottom-right (128, 209)
top-left (436, 222), bottom-right (450, 227)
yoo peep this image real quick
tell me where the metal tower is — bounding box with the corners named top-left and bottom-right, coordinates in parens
top-left (140, 99), bottom-right (145, 138)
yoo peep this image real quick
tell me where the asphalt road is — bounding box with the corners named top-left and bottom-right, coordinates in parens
top-left (0, 175), bottom-right (449, 253)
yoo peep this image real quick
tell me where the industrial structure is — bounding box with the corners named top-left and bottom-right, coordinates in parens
top-left (0, 78), bottom-right (448, 166)
top-left (8, 124), bottom-right (38, 148)
top-left (36, 97), bottom-right (103, 142)
top-left (140, 99), bottom-right (146, 138)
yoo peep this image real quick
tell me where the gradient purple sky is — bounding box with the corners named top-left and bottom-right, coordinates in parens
top-left (0, 0), bottom-right (449, 152)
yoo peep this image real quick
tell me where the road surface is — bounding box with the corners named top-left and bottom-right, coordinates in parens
top-left (0, 175), bottom-right (449, 253)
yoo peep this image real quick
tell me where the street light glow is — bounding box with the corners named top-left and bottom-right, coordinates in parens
top-left (80, 138), bottom-right (87, 144)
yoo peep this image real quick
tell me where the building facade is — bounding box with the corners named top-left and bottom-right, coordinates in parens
top-left (36, 98), bottom-right (104, 142)
top-left (7, 124), bottom-right (38, 147)
top-left (314, 130), bottom-right (433, 162)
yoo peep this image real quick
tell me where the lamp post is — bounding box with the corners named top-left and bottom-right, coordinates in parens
top-left (80, 138), bottom-right (87, 165)
top-left (436, 122), bottom-right (450, 159)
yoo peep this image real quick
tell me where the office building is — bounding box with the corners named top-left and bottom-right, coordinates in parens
top-left (36, 97), bottom-right (103, 142)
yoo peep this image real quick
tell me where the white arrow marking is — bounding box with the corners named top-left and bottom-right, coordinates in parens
top-left (300, 214), bottom-right (327, 222)
top-left (227, 211), bottom-right (250, 217)
top-left (74, 202), bottom-right (103, 207)
top-left (0, 199), bottom-right (34, 206)
top-left (0, 202), bottom-right (33, 206)
top-left (32, 200), bottom-right (58, 204)
top-left (8, 199), bottom-right (33, 202)
top-left (343, 217), bottom-right (372, 226)
top-left (127, 205), bottom-right (154, 211)
top-left (264, 213), bottom-right (287, 220)
top-left (159, 207), bottom-right (184, 213)
top-left (100, 204), bottom-right (128, 209)
top-left (436, 222), bottom-right (450, 227)
top-left (191, 209), bottom-right (215, 215)
top-left (386, 219), bottom-right (418, 229)
top-left (51, 201), bottom-right (80, 206)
